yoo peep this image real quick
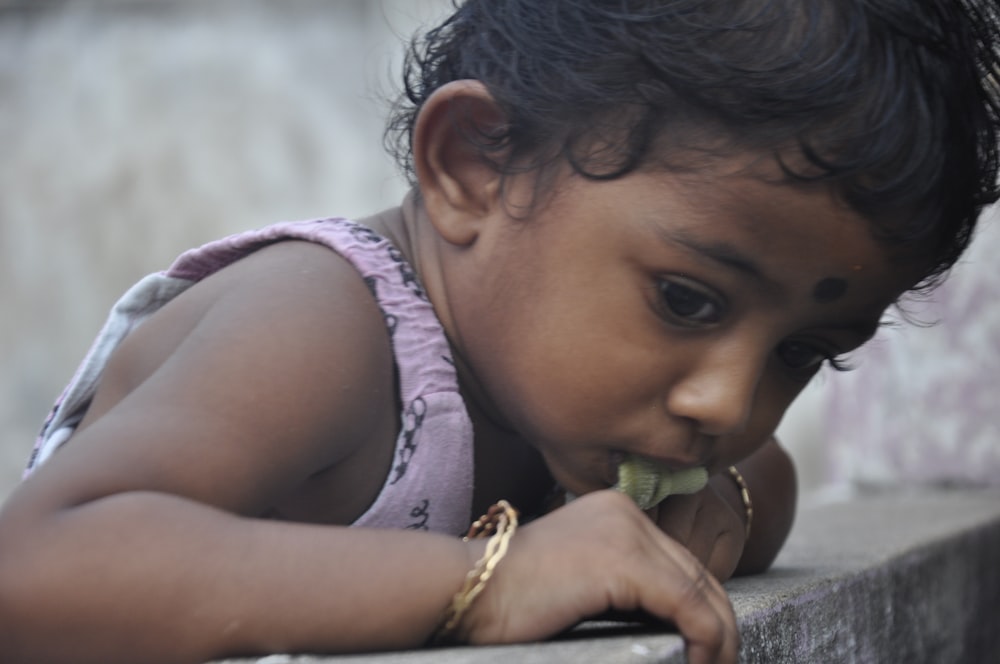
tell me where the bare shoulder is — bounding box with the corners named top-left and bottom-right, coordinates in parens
top-left (14, 240), bottom-right (398, 521)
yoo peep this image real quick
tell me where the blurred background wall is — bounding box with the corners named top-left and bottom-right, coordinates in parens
top-left (2, 0), bottom-right (997, 504)
top-left (0, 0), bottom-right (454, 497)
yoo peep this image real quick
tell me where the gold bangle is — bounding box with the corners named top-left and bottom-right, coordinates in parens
top-left (727, 466), bottom-right (753, 540)
top-left (433, 500), bottom-right (519, 645)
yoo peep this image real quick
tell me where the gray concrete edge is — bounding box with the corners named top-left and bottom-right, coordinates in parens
top-left (213, 487), bottom-right (1000, 664)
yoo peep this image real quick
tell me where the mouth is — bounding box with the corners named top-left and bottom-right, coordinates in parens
top-left (553, 447), bottom-right (711, 506)
top-left (612, 454), bottom-right (709, 510)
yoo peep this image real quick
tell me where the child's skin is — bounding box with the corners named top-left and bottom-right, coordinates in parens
top-left (3, 0), bottom-right (998, 657)
top-left (0, 76), bottom-right (925, 664)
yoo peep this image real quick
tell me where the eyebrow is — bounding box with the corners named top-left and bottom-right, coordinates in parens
top-left (654, 226), bottom-right (886, 342)
top-left (655, 227), bottom-right (777, 288)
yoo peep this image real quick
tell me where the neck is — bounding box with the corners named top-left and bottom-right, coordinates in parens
top-left (355, 191), bottom-right (420, 265)
top-left (465, 390), bottom-right (555, 519)
top-left (360, 192), bottom-right (555, 518)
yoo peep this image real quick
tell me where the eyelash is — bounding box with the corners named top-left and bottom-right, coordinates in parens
top-left (776, 339), bottom-right (855, 376)
top-left (655, 278), bottom-right (856, 375)
top-left (657, 278), bottom-right (855, 377)
top-left (826, 355), bottom-right (855, 372)
top-left (655, 278), bottom-right (724, 325)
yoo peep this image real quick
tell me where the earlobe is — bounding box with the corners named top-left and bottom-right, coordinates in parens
top-left (412, 80), bottom-right (507, 246)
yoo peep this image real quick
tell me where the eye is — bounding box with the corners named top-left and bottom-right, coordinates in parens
top-left (656, 279), bottom-right (723, 325)
top-left (776, 340), bottom-right (853, 374)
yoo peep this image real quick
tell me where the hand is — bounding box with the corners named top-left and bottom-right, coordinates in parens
top-left (458, 490), bottom-right (739, 664)
top-left (649, 479), bottom-right (748, 582)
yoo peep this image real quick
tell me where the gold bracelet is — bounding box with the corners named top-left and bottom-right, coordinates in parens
top-left (727, 466), bottom-right (753, 540)
top-left (433, 500), bottom-right (519, 645)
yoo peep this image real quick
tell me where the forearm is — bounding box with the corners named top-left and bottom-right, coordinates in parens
top-left (0, 492), bottom-right (472, 664)
top-left (714, 437), bottom-right (797, 576)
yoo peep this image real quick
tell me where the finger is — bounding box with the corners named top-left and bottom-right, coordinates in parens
top-left (655, 493), bottom-right (698, 542)
top-left (646, 537), bottom-right (740, 664)
top-left (664, 568), bottom-right (739, 664)
top-left (629, 493), bottom-right (734, 616)
top-left (705, 529), bottom-right (743, 582)
top-left (609, 498), bottom-right (743, 662)
top-left (575, 492), bottom-right (736, 650)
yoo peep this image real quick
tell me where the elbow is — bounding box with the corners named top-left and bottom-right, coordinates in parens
top-left (0, 520), bottom-right (45, 660)
top-left (0, 497), bottom-right (83, 663)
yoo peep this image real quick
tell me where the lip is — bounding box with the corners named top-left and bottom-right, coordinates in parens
top-left (622, 451), bottom-right (708, 471)
top-left (606, 450), bottom-right (711, 488)
top-left (605, 451), bottom-right (627, 485)
top-left (544, 453), bottom-right (621, 499)
top-left (630, 432), bottom-right (715, 470)
top-left (556, 448), bottom-right (712, 500)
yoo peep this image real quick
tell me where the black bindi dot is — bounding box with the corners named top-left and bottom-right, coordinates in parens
top-left (812, 277), bottom-right (848, 303)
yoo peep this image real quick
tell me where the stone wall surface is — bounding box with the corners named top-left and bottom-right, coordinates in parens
top-left (0, 0), bottom-right (451, 498)
top-left (212, 489), bottom-right (1000, 664)
top-left (3, 4), bottom-right (998, 663)
top-left (3, 0), bottom-right (998, 506)
top-left (823, 207), bottom-right (1000, 487)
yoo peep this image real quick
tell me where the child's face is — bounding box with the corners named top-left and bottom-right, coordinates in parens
top-left (446, 155), bottom-right (921, 498)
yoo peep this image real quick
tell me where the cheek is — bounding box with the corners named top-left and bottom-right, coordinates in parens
top-left (743, 379), bottom-right (802, 445)
top-left (484, 327), bottom-right (665, 443)
top-left (458, 256), bottom-right (667, 436)
top-left (497, 341), bottom-right (642, 419)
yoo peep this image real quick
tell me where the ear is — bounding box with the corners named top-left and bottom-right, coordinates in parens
top-left (412, 80), bottom-right (508, 246)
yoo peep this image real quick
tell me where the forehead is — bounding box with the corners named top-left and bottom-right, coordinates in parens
top-left (700, 180), bottom-right (910, 289)
top-left (559, 156), bottom-right (925, 309)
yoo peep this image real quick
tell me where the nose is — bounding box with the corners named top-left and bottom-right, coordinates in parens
top-left (664, 342), bottom-right (764, 437)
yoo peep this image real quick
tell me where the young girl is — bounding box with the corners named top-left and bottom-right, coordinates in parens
top-left (1, 1), bottom-right (997, 663)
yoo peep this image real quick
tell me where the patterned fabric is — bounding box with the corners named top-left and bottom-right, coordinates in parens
top-left (824, 207), bottom-right (1000, 486)
top-left (26, 218), bottom-right (476, 534)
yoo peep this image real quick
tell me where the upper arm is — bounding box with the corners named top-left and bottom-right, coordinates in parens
top-left (15, 240), bottom-right (397, 518)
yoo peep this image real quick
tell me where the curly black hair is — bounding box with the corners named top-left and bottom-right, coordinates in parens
top-left (385, 0), bottom-right (1000, 289)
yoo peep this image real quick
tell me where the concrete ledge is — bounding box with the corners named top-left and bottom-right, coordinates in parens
top-left (214, 488), bottom-right (1000, 664)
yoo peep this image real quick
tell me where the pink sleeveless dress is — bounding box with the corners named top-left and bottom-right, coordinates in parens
top-left (26, 218), bottom-right (475, 535)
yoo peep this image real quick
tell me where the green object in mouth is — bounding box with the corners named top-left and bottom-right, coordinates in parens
top-left (615, 456), bottom-right (709, 510)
